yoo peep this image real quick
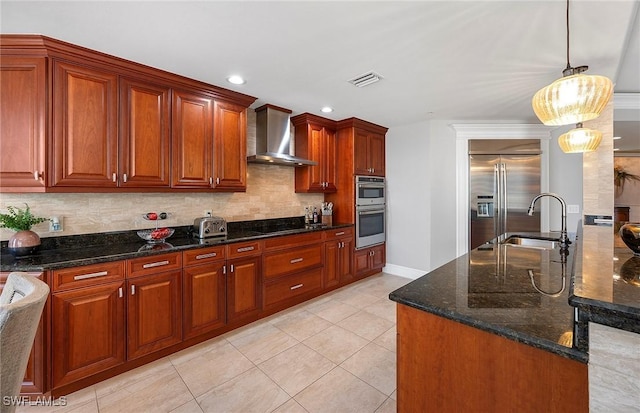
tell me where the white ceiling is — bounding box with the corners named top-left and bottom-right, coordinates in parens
top-left (1, 0), bottom-right (639, 128)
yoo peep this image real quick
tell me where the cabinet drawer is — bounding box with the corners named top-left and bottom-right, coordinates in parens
top-left (323, 227), bottom-right (353, 241)
top-left (264, 268), bottom-right (323, 307)
top-left (127, 252), bottom-right (182, 278)
top-left (52, 261), bottom-right (125, 292)
top-left (183, 246), bottom-right (226, 267)
top-left (226, 240), bottom-right (263, 259)
top-left (264, 231), bottom-right (323, 251)
top-left (263, 244), bottom-right (323, 280)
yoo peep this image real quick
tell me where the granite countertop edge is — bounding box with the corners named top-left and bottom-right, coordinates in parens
top-left (1, 222), bottom-right (354, 272)
top-left (390, 292), bottom-right (588, 364)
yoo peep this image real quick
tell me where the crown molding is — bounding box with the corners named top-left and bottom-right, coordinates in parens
top-left (450, 124), bottom-right (555, 140)
top-left (614, 93), bottom-right (640, 110)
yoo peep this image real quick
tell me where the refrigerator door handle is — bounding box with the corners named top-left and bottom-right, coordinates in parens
top-left (494, 163), bottom-right (500, 242)
top-left (501, 163), bottom-right (507, 240)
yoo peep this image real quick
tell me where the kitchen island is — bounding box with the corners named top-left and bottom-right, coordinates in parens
top-left (390, 224), bottom-right (640, 412)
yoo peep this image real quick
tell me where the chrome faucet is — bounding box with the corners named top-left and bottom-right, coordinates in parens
top-left (527, 193), bottom-right (571, 249)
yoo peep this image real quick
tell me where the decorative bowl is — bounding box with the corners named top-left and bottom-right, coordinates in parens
top-left (619, 223), bottom-right (640, 256)
top-left (137, 228), bottom-right (174, 244)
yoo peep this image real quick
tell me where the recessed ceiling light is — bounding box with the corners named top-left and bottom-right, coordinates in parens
top-left (227, 75), bottom-right (246, 85)
top-left (321, 106), bottom-right (333, 113)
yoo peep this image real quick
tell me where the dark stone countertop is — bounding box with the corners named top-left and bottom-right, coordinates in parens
top-left (0, 216), bottom-right (353, 272)
top-left (569, 224), bottom-right (640, 341)
top-left (390, 232), bottom-right (588, 363)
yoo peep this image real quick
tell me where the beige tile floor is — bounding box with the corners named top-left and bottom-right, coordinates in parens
top-left (17, 273), bottom-right (409, 413)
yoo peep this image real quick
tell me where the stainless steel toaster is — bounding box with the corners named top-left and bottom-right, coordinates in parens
top-left (193, 216), bottom-right (227, 239)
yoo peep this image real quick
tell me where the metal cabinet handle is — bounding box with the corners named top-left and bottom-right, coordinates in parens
top-left (112, 173), bottom-right (117, 183)
top-left (123, 173), bottom-right (128, 183)
top-left (73, 270), bottom-right (108, 281)
top-left (142, 260), bottom-right (169, 269)
top-left (341, 242), bottom-right (345, 248)
top-left (237, 246), bottom-right (255, 252)
top-left (230, 264), bottom-right (234, 272)
top-left (216, 177), bottom-right (220, 185)
top-left (290, 258), bottom-right (303, 264)
top-left (209, 177), bottom-right (213, 185)
top-left (118, 287), bottom-right (123, 298)
top-left (196, 252), bottom-right (218, 260)
top-left (131, 285), bottom-right (135, 295)
top-left (223, 265), bottom-right (227, 275)
top-left (290, 283), bottom-right (304, 290)
top-left (335, 231), bottom-right (345, 236)
top-left (33, 171), bottom-right (43, 181)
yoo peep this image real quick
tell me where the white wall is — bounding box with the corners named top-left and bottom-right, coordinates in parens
top-left (385, 121), bottom-right (432, 276)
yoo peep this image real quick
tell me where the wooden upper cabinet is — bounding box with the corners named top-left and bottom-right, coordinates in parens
top-left (213, 100), bottom-right (247, 191)
top-left (0, 57), bottom-right (47, 191)
top-left (52, 60), bottom-right (119, 187)
top-left (292, 113), bottom-right (337, 193)
top-left (354, 129), bottom-right (385, 176)
top-left (119, 77), bottom-right (171, 188)
top-left (171, 89), bottom-right (214, 188)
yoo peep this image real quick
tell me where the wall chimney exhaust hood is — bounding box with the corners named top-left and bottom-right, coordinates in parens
top-left (247, 104), bottom-right (317, 167)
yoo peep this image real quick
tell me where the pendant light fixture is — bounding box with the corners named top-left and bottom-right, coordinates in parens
top-left (532, 0), bottom-right (613, 127)
top-left (557, 123), bottom-right (602, 153)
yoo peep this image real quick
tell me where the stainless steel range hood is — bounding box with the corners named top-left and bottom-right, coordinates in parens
top-left (247, 104), bottom-right (317, 167)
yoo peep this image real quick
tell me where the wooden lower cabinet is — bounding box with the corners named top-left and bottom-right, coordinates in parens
top-left (226, 256), bottom-right (262, 322)
top-left (397, 305), bottom-right (588, 412)
top-left (324, 237), bottom-right (353, 287)
top-left (127, 270), bottom-right (182, 360)
top-left (353, 243), bottom-right (385, 278)
top-left (183, 261), bottom-right (226, 339)
top-left (0, 272), bottom-right (48, 395)
top-left (52, 281), bottom-right (125, 388)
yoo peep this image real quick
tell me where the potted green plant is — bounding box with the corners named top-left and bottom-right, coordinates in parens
top-left (614, 166), bottom-right (640, 195)
top-left (0, 203), bottom-right (48, 257)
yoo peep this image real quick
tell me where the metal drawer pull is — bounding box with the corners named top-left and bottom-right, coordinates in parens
top-left (112, 173), bottom-right (117, 182)
top-left (73, 271), bottom-right (109, 281)
top-left (290, 258), bottom-right (303, 264)
top-left (237, 246), bottom-right (255, 252)
top-left (290, 283), bottom-right (304, 290)
top-left (142, 260), bottom-right (170, 269)
top-left (196, 252), bottom-right (218, 260)
top-left (335, 232), bottom-right (345, 236)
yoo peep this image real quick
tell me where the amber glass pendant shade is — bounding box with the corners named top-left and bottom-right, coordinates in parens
top-left (558, 126), bottom-right (602, 153)
top-left (532, 73), bottom-right (613, 126)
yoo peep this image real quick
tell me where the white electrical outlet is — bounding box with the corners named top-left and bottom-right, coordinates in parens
top-left (50, 216), bottom-right (63, 232)
top-left (204, 210), bottom-right (212, 217)
top-left (567, 205), bottom-right (580, 214)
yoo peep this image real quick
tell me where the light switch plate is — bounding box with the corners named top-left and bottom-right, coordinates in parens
top-left (567, 205), bottom-right (580, 214)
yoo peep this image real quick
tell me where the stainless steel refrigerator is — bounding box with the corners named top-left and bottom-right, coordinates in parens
top-left (469, 139), bottom-right (541, 250)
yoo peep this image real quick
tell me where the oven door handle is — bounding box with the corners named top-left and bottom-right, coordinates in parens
top-left (358, 209), bottom-right (384, 215)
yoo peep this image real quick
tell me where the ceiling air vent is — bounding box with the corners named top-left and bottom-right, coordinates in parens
top-left (348, 71), bottom-right (383, 88)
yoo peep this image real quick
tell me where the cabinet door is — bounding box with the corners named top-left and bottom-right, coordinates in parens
top-left (213, 100), bottom-right (246, 190)
top-left (353, 248), bottom-right (372, 278)
top-left (370, 243), bottom-right (386, 271)
top-left (119, 78), bottom-right (171, 187)
top-left (307, 123), bottom-right (327, 191)
top-left (227, 256), bottom-right (261, 322)
top-left (368, 133), bottom-right (385, 176)
top-left (339, 238), bottom-right (354, 282)
top-left (52, 281), bottom-right (125, 388)
top-left (52, 60), bottom-right (118, 187)
top-left (183, 262), bottom-right (226, 339)
top-left (0, 272), bottom-right (48, 395)
top-left (353, 129), bottom-right (370, 175)
top-left (171, 89), bottom-right (214, 188)
top-left (324, 241), bottom-right (340, 288)
top-left (127, 270), bottom-right (182, 359)
top-left (322, 128), bottom-right (337, 191)
top-left (0, 57), bottom-right (47, 190)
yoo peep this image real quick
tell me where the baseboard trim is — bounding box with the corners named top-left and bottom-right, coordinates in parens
top-left (382, 263), bottom-right (426, 280)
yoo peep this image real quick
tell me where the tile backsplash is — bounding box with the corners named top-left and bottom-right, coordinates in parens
top-left (0, 163), bottom-right (324, 241)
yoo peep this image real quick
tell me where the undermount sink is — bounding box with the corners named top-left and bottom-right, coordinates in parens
top-left (501, 235), bottom-right (560, 250)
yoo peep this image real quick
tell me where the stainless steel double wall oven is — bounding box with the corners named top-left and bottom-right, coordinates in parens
top-left (355, 175), bottom-right (386, 249)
